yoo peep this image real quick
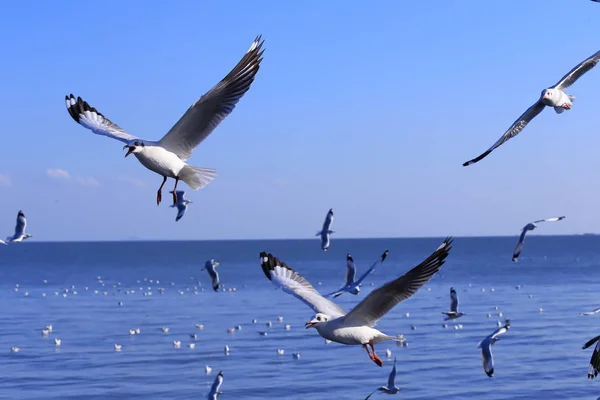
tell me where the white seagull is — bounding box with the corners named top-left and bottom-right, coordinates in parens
top-left (6, 210), bottom-right (32, 243)
top-left (169, 190), bottom-right (192, 221)
top-left (478, 320), bottom-right (510, 377)
top-left (512, 216), bottom-right (565, 262)
top-left (207, 371), bottom-right (223, 400)
top-left (583, 335), bottom-right (600, 379)
top-left (65, 36), bottom-right (265, 206)
top-left (325, 250), bottom-right (389, 298)
top-left (441, 287), bottom-right (465, 320)
top-left (580, 307), bottom-right (600, 316)
top-left (463, 49), bottom-right (600, 166)
top-left (364, 357), bottom-right (400, 399)
top-left (259, 237), bottom-right (453, 367)
top-left (316, 209), bottom-right (334, 251)
top-left (202, 259), bottom-right (221, 292)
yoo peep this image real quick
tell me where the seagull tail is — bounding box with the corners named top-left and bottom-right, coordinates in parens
top-left (569, 95), bottom-right (576, 102)
top-left (179, 165), bottom-right (217, 190)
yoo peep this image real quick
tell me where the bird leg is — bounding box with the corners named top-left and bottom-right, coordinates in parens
top-left (157, 176), bottom-right (167, 206)
top-left (369, 343), bottom-right (384, 367)
top-left (172, 177), bottom-right (179, 205)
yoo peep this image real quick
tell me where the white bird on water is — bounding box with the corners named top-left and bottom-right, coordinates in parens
top-left (207, 371), bottom-right (223, 400)
top-left (441, 287), bottom-right (465, 320)
top-left (259, 237), bottom-right (453, 367)
top-left (316, 209), bottom-right (335, 251)
top-left (65, 36), bottom-right (265, 206)
top-left (201, 259), bottom-right (221, 291)
top-left (463, 49), bottom-right (600, 166)
top-left (582, 334), bottom-right (600, 378)
top-left (325, 250), bottom-right (389, 298)
top-left (512, 216), bottom-right (565, 262)
top-left (6, 210), bottom-right (33, 243)
top-left (478, 320), bottom-right (510, 377)
top-left (169, 190), bottom-right (192, 221)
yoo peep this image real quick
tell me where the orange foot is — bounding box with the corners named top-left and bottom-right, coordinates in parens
top-left (563, 104), bottom-right (571, 110)
top-left (371, 353), bottom-right (384, 367)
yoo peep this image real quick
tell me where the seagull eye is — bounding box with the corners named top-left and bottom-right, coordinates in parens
top-left (317, 316), bottom-right (321, 321)
top-left (141, 142), bottom-right (145, 147)
top-left (134, 141), bottom-right (139, 146)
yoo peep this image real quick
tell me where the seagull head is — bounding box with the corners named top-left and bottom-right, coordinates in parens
top-left (305, 313), bottom-right (329, 329)
top-left (349, 286), bottom-right (360, 295)
top-left (541, 89), bottom-right (556, 105)
top-left (123, 140), bottom-right (145, 157)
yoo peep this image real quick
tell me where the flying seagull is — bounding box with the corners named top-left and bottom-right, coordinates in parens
top-left (478, 320), bottom-right (510, 377)
top-left (363, 356), bottom-right (400, 399)
top-left (583, 335), bottom-right (600, 379)
top-left (463, 49), bottom-right (600, 166)
top-left (202, 259), bottom-right (221, 292)
top-left (169, 190), bottom-right (192, 221)
top-left (6, 211), bottom-right (32, 243)
top-left (65, 35), bottom-right (265, 206)
top-left (325, 250), bottom-right (389, 298)
top-left (260, 237), bottom-right (453, 367)
top-left (207, 371), bottom-right (223, 400)
top-left (316, 208), bottom-right (334, 251)
top-left (512, 216), bottom-right (565, 262)
top-left (441, 287), bottom-right (465, 320)
top-left (580, 308), bottom-right (600, 316)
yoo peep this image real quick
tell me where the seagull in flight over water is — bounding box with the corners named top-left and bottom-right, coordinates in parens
top-left (169, 190), bottom-right (192, 221)
top-left (580, 307), bottom-right (600, 316)
top-left (478, 320), bottom-right (510, 377)
top-left (207, 371), bottom-right (223, 400)
top-left (512, 216), bottom-right (565, 262)
top-left (463, 49), bottom-right (600, 166)
top-left (441, 287), bottom-right (465, 320)
top-left (325, 250), bottom-right (389, 298)
top-left (65, 36), bottom-right (265, 206)
top-left (364, 356), bottom-right (400, 399)
top-left (260, 237), bottom-right (453, 367)
top-left (6, 210), bottom-right (32, 243)
top-left (202, 259), bottom-right (221, 292)
top-left (316, 208), bottom-right (334, 251)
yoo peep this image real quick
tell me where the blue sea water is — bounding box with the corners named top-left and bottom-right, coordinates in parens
top-left (1, 236), bottom-right (600, 400)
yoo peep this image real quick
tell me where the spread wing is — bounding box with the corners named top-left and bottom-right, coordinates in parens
top-left (65, 94), bottom-right (138, 144)
top-left (583, 335), bottom-right (600, 379)
top-left (344, 254), bottom-right (357, 286)
top-left (450, 288), bottom-right (459, 313)
top-left (355, 250), bottom-right (389, 286)
top-left (260, 252), bottom-right (346, 318)
top-left (532, 216), bottom-right (565, 224)
top-left (205, 262), bottom-right (220, 291)
top-left (14, 211), bottom-right (26, 237)
top-left (343, 237), bottom-right (453, 327)
top-left (553, 50), bottom-right (600, 90)
top-left (158, 36), bottom-right (265, 161)
top-left (321, 209), bottom-right (334, 232)
top-left (480, 342), bottom-right (494, 377)
top-left (580, 307), bottom-right (600, 316)
top-left (512, 228), bottom-right (529, 262)
top-left (208, 371), bottom-right (223, 396)
top-left (387, 357), bottom-right (397, 388)
top-left (462, 101), bottom-right (545, 166)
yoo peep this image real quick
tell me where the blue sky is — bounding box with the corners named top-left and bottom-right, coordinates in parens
top-left (0, 1), bottom-right (598, 241)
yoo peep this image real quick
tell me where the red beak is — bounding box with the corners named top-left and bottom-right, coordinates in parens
top-left (123, 145), bottom-right (134, 158)
top-left (305, 321), bottom-right (317, 329)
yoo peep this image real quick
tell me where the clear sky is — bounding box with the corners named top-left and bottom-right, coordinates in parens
top-left (0, 0), bottom-right (598, 241)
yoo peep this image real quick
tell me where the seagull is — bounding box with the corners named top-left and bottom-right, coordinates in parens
top-left (581, 308), bottom-right (600, 316)
top-left (207, 371), bottom-right (223, 400)
top-left (54, 338), bottom-right (61, 347)
top-left (0, 239), bottom-right (6, 245)
top-left (441, 287), bottom-right (465, 320)
top-left (325, 250), bottom-right (389, 298)
top-left (114, 344), bottom-right (122, 352)
top-left (65, 36), bottom-right (265, 206)
top-left (478, 320), bottom-right (510, 377)
top-left (6, 210), bottom-right (33, 243)
top-left (378, 356), bottom-right (400, 394)
top-left (316, 209), bottom-right (334, 251)
top-left (463, 49), bottom-right (600, 166)
top-left (583, 335), bottom-right (600, 378)
top-left (169, 190), bottom-right (192, 221)
top-left (512, 216), bottom-right (565, 262)
top-left (201, 259), bottom-right (221, 291)
top-left (259, 237), bottom-right (453, 367)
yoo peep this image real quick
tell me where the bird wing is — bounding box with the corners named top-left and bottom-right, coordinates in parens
top-left (512, 228), bottom-right (529, 262)
top-left (342, 237), bottom-right (452, 327)
top-left (13, 211), bottom-right (26, 238)
top-left (580, 307), bottom-right (600, 316)
top-left (206, 263), bottom-right (220, 291)
top-left (584, 336), bottom-right (600, 379)
top-left (450, 288), bottom-right (459, 313)
top-left (480, 341), bottom-right (494, 377)
top-left (552, 50), bottom-right (600, 90)
top-left (175, 204), bottom-right (187, 222)
top-left (462, 101), bottom-right (546, 166)
top-left (354, 250), bottom-right (389, 286)
top-left (208, 372), bottom-right (223, 396)
top-left (321, 209), bottom-right (334, 232)
top-left (532, 216), bottom-right (565, 224)
top-left (583, 335), bottom-right (600, 350)
top-left (260, 252), bottom-right (346, 318)
top-left (344, 254), bottom-right (357, 286)
top-left (158, 36), bottom-right (265, 161)
top-left (387, 357), bottom-right (397, 388)
top-left (65, 95), bottom-right (138, 144)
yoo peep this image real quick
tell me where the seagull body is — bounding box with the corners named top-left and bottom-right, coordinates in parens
top-left (65, 36), bottom-right (265, 206)
top-left (583, 335), bottom-right (600, 378)
top-left (316, 209), bottom-right (335, 251)
top-left (441, 287), bottom-right (465, 320)
top-left (202, 259), bottom-right (221, 291)
top-left (478, 320), bottom-right (510, 377)
top-left (169, 190), bottom-right (192, 221)
top-left (463, 50), bottom-right (600, 166)
top-left (260, 237), bottom-right (453, 367)
top-left (207, 371), bottom-right (223, 400)
top-left (581, 308), bottom-right (600, 316)
top-left (325, 250), bottom-right (389, 298)
top-left (378, 357), bottom-right (400, 394)
top-left (6, 211), bottom-right (32, 243)
top-left (512, 216), bottom-right (565, 262)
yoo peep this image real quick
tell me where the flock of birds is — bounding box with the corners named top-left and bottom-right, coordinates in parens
top-left (4, 30), bottom-right (600, 398)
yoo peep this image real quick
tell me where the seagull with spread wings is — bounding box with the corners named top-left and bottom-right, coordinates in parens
top-left (478, 320), bottom-right (510, 377)
top-left (169, 190), bottom-right (192, 221)
top-left (66, 36), bottom-right (265, 206)
top-left (260, 237), bottom-right (453, 367)
top-left (512, 216), bottom-right (565, 262)
top-left (202, 259), bottom-right (221, 292)
top-left (6, 210), bottom-right (32, 243)
top-left (441, 287), bottom-right (465, 320)
top-left (463, 50), bottom-right (600, 166)
top-left (325, 250), bottom-right (389, 298)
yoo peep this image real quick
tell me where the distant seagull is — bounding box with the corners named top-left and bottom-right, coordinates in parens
top-left (478, 320), bottom-right (510, 377)
top-left (441, 287), bottom-right (465, 320)
top-left (325, 250), bottom-right (389, 298)
top-left (169, 190), bottom-right (192, 221)
top-left (207, 371), bottom-right (223, 400)
top-left (10, 347), bottom-right (20, 353)
top-left (316, 209), bottom-right (335, 251)
top-left (6, 210), bottom-right (33, 243)
top-left (202, 259), bottom-right (221, 291)
top-left (364, 358), bottom-right (400, 398)
top-left (581, 308), bottom-right (600, 316)
top-left (512, 216), bottom-right (566, 262)
top-left (259, 237), bottom-right (452, 367)
top-left (114, 344), bottom-right (122, 352)
top-left (65, 35), bottom-right (265, 206)
top-left (583, 335), bottom-right (600, 378)
top-left (463, 49), bottom-right (600, 166)
top-left (54, 338), bottom-right (61, 347)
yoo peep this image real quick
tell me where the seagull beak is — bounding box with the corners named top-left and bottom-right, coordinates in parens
top-left (305, 321), bottom-right (317, 329)
top-left (123, 145), bottom-right (134, 158)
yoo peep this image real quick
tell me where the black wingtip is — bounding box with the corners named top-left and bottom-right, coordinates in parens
top-left (381, 250), bottom-right (389, 261)
top-left (260, 252), bottom-right (274, 281)
top-left (17, 211), bottom-right (24, 217)
top-left (486, 369), bottom-right (494, 377)
top-left (347, 254), bottom-right (353, 261)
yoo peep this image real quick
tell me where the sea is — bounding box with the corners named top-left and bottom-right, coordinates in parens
top-left (1, 236), bottom-right (600, 400)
